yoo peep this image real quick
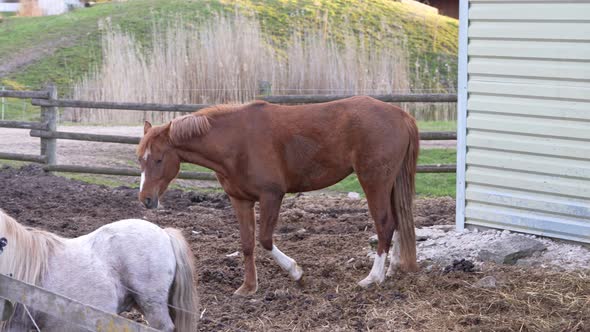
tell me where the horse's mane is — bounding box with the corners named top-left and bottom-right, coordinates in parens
top-left (0, 210), bottom-right (63, 285)
top-left (137, 103), bottom-right (245, 156)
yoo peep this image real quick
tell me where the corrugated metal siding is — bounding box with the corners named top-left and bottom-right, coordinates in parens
top-left (465, 0), bottom-right (590, 243)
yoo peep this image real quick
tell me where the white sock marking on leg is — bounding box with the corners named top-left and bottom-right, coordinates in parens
top-left (369, 252), bottom-right (386, 282)
top-left (270, 245), bottom-right (302, 281)
top-left (359, 252), bottom-right (386, 288)
top-left (387, 231), bottom-right (401, 276)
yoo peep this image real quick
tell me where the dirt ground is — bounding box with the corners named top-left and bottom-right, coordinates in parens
top-left (0, 165), bottom-right (588, 332)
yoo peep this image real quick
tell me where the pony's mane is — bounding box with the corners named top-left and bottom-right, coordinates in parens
top-left (0, 211), bottom-right (64, 330)
top-left (137, 103), bottom-right (247, 156)
top-left (0, 210), bottom-right (63, 286)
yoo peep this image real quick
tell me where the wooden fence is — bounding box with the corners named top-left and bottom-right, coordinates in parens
top-left (0, 274), bottom-right (158, 331)
top-left (0, 87), bottom-right (458, 177)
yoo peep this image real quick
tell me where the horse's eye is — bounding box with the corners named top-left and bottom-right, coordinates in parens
top-left (156, 159), bottom-right (163, 164)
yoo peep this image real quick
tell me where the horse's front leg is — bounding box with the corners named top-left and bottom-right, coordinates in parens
top-left (230, 197), bottom-right (258, 296)
top-left (259, 194), bottom-right (303, 283)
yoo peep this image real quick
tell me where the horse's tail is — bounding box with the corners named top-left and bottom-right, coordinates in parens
top-left (392, 113), bottom-right (419, 272)
top-left (165, 228), bottom-right (198, 332)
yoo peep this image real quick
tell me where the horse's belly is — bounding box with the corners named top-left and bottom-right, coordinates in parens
top-left (286, 166), bottom-right (353, 193)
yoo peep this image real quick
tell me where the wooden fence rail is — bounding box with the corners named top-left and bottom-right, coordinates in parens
top-left (0, 152), bottom-right (47, 163)
top-left (261, 93), bottom-right (457, 104)
top-left (31, 93), bottom-right (456, 112)
top-left (0, 90), bottom-right (50, 99)
top-left (1, 88), bottom-right (459, 178)
top-left (0, 120), bottom-right (48, 130)
top-left (32, 98), bottom-right (209, 113)
top-left (30, 130), bottom-right (457, 145)
top-left (30, 129), bottom-right (141, 144)
top-left (43, 164), bottom-right (218, 180)
top-left (0, 274), bottom-right (158, 332)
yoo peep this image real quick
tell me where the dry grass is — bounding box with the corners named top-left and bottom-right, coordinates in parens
top-left (372, 266), bottom-right (590, 331)
top-left (65, 14), bottom-right (453, 124)
top-left (67, 15), bottom-right (275, 123)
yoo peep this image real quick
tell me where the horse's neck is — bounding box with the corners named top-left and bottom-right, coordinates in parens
top-left (177, 146), bottom-right (225, 173)
top-left (176, 116), bottom-right (235, 174)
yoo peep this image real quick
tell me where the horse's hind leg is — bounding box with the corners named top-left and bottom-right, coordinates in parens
top-left (357, 173), bottom-right (398, 288)
top-left (386, 231), bottom-right (401, 276)
top-left (136, 297), bottom-right (174, 332)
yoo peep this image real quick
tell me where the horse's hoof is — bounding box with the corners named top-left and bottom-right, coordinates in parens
top-left (296, 274), bottom-right (305, 288)
top-left (386, 266), bottom-right (398, 277)
top-left (357, 278), bottom-right (373, 289)
top-left (233, 284), bottom-right (257, 297)
top-left (291, 264), bottom-right (303, 281)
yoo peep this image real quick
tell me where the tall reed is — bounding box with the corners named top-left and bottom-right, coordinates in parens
top-left (66, 13), bottom-right (453, 123)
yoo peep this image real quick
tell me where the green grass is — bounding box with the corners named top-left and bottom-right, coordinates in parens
top-left (180, 163), bottom-right (212, 173)
top-left (1, 148), bottom-right (456, 196)
top-left (178, 149), bottom-right (457, 197)
top-left (56, 172), bottom-right (132, 188)
top-left (1, 0), bottom-right (457, 90)
top-left (0, 97), bottom-right (40, 121)
top-left (132, 149), bottom-right (457, 197)
top-left (330, 148), bottom-right (456, 197)
top-left (417, 121), bottom-right (456, 132)
top-left (0, 160), bottom-right (28, 168)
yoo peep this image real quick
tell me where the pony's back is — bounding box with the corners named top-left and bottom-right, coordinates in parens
top-left (1, 214), bottom-right (198, 331)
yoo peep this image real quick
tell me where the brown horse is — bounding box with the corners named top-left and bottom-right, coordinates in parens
top-left (137, 96), bottom-right (419, 296)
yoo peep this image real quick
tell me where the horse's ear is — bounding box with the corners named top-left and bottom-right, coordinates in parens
top-left (169, 114), bottom-right (211, 145)
top-left (144, 121), bottom-right (152, 135)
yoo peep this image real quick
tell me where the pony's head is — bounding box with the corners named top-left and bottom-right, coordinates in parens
top-left (0, 210), bottom-right (62, 284)
top-left (0, 211), bottom-right (60, 327)
top-left (137, 115), bottom-right (211, 209)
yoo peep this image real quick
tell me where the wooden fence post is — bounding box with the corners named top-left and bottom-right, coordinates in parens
top-left (40, 85), bottom-right (57, 166)
top-left (0, 274), bottom-right (158, 331)
top-left (258, 80), bottom-right (272, 96)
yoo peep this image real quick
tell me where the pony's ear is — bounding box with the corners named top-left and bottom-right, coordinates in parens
top-left (169, 114), bottom-right (211, 145)
top-left (144, 121), bottom-right (152, 135)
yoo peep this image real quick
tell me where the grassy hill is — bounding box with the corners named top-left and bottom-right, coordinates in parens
top-left (0, 0), bottom-right (458, 92)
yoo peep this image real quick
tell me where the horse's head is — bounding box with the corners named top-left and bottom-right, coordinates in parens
top-left (138, 115), bottom-right (212, 209)
top-left (137, 121), bottom-right (181, 209)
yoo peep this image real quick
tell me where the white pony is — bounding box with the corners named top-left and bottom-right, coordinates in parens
top-left (0, 210), bottom-right (197, 332)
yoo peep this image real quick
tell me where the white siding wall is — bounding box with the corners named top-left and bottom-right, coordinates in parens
top-left (0, 3), bottom-right (19, 11)
top-left (35, 0), bottom-right (82, 16)
top-left (461, 0), bottom-right (590, 242)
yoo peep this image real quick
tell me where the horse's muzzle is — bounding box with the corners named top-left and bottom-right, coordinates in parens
top-left (143, 196), bottom-right (159, 209)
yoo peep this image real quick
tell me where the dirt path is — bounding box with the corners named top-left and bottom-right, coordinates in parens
top-left (0, 126), bottom-right (214, 189)
top-left (0, 36), bottom-right (79, 79)
top-left (0, 165), bottom-right (587, 331)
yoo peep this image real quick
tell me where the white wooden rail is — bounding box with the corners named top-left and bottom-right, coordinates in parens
top-left (0, 274), bottom-right (158, 332)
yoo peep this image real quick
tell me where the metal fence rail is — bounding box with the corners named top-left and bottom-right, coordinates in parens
top-left (0, 87), bottom-right (458, 177)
